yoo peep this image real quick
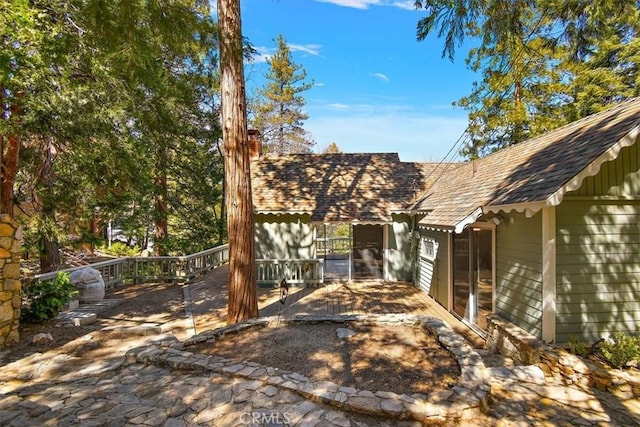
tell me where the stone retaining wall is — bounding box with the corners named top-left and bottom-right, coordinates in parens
top-left (539, 349), bottom-right (640, 399)
top-left (127, 314), bottom-right (492, 424)
top-left (485, 314), bottom-right (640, 400)
top-left (0, 214), bottom-right (22, 348)
top-left (485, 314), bottom-right (543, 364)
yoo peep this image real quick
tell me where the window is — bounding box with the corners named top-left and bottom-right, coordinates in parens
top-left (421, 238), bottom-right (437, 260)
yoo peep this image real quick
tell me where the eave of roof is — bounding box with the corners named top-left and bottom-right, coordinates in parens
top-left (417, 98), bottom-right (640, 230)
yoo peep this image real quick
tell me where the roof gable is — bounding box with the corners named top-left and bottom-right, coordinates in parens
top-left (251, 153), bottom-right (446, 222)
top-left (415, 97), bottom-right (640, 229)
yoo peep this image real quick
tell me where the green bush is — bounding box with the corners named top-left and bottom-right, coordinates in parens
top-left (97, 241), bottom-right (141, 257)
top-left (599, 332), bottom-right (640, 369)
top-left (21, 272), bottom-right (78, 323)
top-left (568, 335), bottom-right (590, 358)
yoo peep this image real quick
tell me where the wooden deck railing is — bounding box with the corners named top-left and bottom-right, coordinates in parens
top-left (32, 244), bottom-right (230, 288)
top-left (317, 237), bottom-right (350, 254)
top-left (256, 259), bottom-right (324, 285)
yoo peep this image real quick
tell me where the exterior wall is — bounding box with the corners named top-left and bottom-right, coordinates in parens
top-left (0, 214), bottom-right (21, 348)
top-left (556, 201), bottom-right (640, 343)
top-left (555, 141), bottom-right (640, 343)
top-left (254, 214), bottom-right (313, 259)
top-left (417, 229), bottom-right (450, 309)
top-left (495, 211), bottom-right (543, 338)
top-left (569, 141), bottom-right (639, 197)
top-left (386, 214), bottom-right (413, 282)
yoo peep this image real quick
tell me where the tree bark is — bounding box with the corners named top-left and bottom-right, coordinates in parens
top-left (153, 145), bottom-right (169, 256)
top-left (217, 0), bottom-right (259, 323)
top-left (0, 101), bottom-right (21, 215)
top-left (39, 138), bottom-right (61, 273)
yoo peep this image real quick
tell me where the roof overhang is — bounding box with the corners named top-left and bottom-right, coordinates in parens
top-left (546, 123), bottom-right (640, 207)
top-left (482, 201), bottom-right (546, 218)
top-left (454, 207), bottom-right (484, 233)
top-left (254, 210), bottom-right (311, 216)
top-left (418, 224), bottom-right (455, 233)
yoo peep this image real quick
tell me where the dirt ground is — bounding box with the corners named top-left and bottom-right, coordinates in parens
top-left (190, 322), bottom-right (460, 396)
top-left (0, 282), bottom-right (186, 367)
top-left (2, 281), bottom-right (461, 398)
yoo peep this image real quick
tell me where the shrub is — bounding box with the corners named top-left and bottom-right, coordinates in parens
top-left (599, 332), bottom-right (640, 369)
top-left (21, 272), bottom-right (78, 323)
top-left (98, 241), bottom-right (141, 257)
top-left (568, 335), bottom-right (590, 358)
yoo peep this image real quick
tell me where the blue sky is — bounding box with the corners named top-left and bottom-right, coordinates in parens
top-left (239, 0), bottom-right (478, 162)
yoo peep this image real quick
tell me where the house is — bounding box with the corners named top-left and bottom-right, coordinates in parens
top-left (251, 152), bottom-right (442, 282)
top-left (251, 98), bottom-right (640, 344)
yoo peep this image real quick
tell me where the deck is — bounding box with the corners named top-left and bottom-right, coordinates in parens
top-left (187, 265), bottom-right (485, 348)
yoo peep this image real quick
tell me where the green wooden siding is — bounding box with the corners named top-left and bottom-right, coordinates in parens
top-left (387, 215), bottom-right (413, 281)
top-left (254, 214), bottom-right (314, 259)
top-left (495, 212), bottom-right (543, 338)
top-left (571, 141), bottom-right (640, 197)
top-left (556, 200), bottom-right (640, 343)
top-left (417, 229), bottom-right (450, 309)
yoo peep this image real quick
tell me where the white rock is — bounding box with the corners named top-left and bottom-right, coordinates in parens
top-left (70, 267), bottom-right (105, 302)
top-left (32, 333), bottom-right (54, 344)
top-left (336, 327), bottom-right (356, 339)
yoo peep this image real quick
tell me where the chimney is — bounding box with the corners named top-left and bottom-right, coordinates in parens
top-left (248, 129), bottom-right (261, 160)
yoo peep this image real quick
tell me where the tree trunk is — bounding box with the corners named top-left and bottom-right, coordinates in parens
top-left (216, 140), bottom-right (226, 245)
top-left (153, 146), bottom-right (169, 256)
top-left (39, 137), bottom-right (61, 273)
top-left (217, 0), bottom-right (259, 323)
top-left (0, 101), bottom-right (21, 215)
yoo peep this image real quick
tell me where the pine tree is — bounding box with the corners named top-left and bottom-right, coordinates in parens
top-left (252, 34), bottom-right (315, 154)
top-left (414, 0), bottom-right (640, 157)
top-left (218, 0), bottom-right (259, 323)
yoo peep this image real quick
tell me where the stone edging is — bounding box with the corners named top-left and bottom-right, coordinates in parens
top-left (125, 314), bottom-right (491, 424)
top-left (486, 314), bottom-right (640, 400)
top-left (540, 349), bottom-right (640, 399)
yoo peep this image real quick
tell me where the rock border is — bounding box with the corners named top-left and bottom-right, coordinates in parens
top-left (125, 313), bottom-right (492, 424)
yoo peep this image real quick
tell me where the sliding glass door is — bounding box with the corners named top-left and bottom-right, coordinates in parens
top-left (452, 227), bottom-right (494, 331)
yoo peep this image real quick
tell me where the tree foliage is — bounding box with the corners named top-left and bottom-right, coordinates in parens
top-left (251, 34), bottom-right (315, 154)
top-left (414, 0), bottom-right (640, 158)
top-left (2, 0), bottom-right (225, 270)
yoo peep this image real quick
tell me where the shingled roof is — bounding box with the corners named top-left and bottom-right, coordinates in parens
top-left (251, 153), bottom-right (447, 222)
top-left (412, 97), bottom-right (640, 231)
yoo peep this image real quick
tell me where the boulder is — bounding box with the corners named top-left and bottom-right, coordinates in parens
top-left (32, 332), bottom-right (54, 344)
top-left (70, 267), bottom-right (105, 302)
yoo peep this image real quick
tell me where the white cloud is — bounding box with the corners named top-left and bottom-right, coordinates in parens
top-left (314, 0), bottom-right (381, 9)
top-left (250, 46), bottom-right (272, 64)
top-left (328, 103), bottom-right (350, 110)
top-left (313, 0), bottom-right (418, 10)
top-left (372, 72), bottom-right (390, 82)
top-left (391, 1), bottom-right (418, 11)
top-left (248, 44), bottom-right (322, 64)
top-left (290, 44), bottom-right (322, 56)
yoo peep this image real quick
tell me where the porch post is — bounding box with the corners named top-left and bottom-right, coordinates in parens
top-left (541, 206), bottom-right (556, 343)
top-left (383, 224), bottom-right (389, 280)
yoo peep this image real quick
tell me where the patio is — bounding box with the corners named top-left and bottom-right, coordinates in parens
top-left (187, 264), bottom-right (485, 348)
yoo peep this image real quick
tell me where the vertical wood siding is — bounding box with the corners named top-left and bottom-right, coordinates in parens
top-left (496, 212), bottom-right (543, 337)
top-left (417, 230), bottom-right (450, 308)
top-left (572, 142), bottom-right (640, 197)
top-left (254, 214), bottom-right (313, 259)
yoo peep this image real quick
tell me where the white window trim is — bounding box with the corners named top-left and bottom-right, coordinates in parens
top-left (420, 237), bottom-right (437, 261)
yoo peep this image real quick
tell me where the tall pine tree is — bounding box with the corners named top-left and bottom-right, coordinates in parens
top-left (414, 0), bottom-right (640, 158)
top-left (218, 0), bottom-right (259, 323)
top-left (252, 34), bottom-right (315, 154)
